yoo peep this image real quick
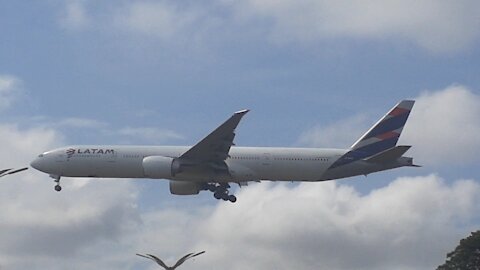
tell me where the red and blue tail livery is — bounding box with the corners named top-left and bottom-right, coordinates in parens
top-left (330, 100), bottom-right (415, 169)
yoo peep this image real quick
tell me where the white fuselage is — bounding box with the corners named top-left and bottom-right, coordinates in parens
top-left (31, 145), bottom-right (349, 182)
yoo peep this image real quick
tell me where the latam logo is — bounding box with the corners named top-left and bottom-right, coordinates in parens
top-left (66, 148), bottom-right (75, 158)
top-left (66, 148), bottom-right (115, 158)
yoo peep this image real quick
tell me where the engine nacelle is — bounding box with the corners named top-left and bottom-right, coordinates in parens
top-left (169, 180), bottom-right (201, 195)
top-left (142, 156), bottom-right (181, 179)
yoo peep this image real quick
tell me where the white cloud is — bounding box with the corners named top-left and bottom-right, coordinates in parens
top-left (118, 126), bottom-right (184, 143)
top-left (59, 0), bottom-right (90, 30)
top-left (55, 1), bottom-right (480, 53)
top-left (0, 123), bottom-right (140, 269)
top-left (228, 0), bottom-right (480, 53)
top-left (28, 116), bottom-right (182, 145)
top-left (401, 85), bottom-right (480, 165)
top-left (0, 124), bottom-right (58, 165)
top-left (133, 207), bottom-right (212, 260)
top-left (113, 1), bottom-right (212, 40)
top-left (299, 85), bottom-right (480, 166)
top-left (298, 114), bottom-right (369, 148)
top-left (57, 117), bottom-right (107, 129)
top-left (205, 176), bottom-right (478, 270)
top-left (130, 175), bottom-right (479, 270)
top-left (116, 2), bottom-right (182, 38)
top-left (0, 75), bottom-right (21, 111)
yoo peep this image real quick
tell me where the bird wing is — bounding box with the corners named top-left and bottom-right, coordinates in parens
top-left (0, 167), bottom-right (28, 177)
top-left (191, 251), bottom-right (206, 258)
top-left (172, 253), bottom-right (196, 268)
top-left (136, 253), bottom-right (154, 260)
top-left (172, 251), bottom-right (205, 268)
top-left (145, 254), bottom-right (170, 269)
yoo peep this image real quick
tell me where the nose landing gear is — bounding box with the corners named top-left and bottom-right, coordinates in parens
top-left (50, 175), bottom-right (62, 192)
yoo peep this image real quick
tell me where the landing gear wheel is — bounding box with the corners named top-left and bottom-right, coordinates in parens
top-left (228, 195), bottom-right (237, 203)
top-left (221, 193), bottom-right (230, 201)
top-left (51, 175), bottom-right (62, 192)
top-left (209, 183), bottom-right (237, 202)
top-left (214, 191), bottom-right (223, 200)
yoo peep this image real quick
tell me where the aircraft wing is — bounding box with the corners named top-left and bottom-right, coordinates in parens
top-left (180, 109), bottom-right (249, 165)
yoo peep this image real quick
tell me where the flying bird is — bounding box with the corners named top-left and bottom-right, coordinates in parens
top-left (0, 167), bottom-right (28, 178)
top-left (136, 251), bottom-right (205, 270)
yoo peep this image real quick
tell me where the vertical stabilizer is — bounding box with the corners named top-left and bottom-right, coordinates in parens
top-left (330, 100), bottom-right (414, 168)
top-left (351, 100), bottom-right (414, 151)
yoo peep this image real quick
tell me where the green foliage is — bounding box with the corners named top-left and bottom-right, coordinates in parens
top-left (437, 230), bottom-right (480, 270)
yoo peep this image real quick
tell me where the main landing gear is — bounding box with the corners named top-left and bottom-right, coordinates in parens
top-left (202, 183), bottom-right (237, 203)
top-left (50, 175), bottom-right (62, 192)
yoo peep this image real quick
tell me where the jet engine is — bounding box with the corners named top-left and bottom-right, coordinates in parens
top-left (142, 156), bottom-right (181, 179)
top-left (169, 180), bottom-right (201, 195)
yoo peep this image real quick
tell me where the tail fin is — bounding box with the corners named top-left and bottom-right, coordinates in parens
top-left (350, 100), bottom-right (414, 152)
top-left (330, 100), bottom-right (414, 168)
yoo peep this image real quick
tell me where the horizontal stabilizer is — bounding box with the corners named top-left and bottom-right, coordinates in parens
top-left (365, 145), bottom-right (411, 163)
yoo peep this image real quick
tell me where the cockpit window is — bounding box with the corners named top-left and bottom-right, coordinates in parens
top-left (38, 154), bottom-right (44, 158)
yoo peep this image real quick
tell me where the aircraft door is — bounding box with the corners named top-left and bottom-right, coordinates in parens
top-left (262, 153), bottom-right (271, 166)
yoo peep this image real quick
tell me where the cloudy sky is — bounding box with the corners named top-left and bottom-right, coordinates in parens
top-left (1, 1), bottom-right (480, 269)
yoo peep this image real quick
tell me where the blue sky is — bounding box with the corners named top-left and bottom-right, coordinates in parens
top-left (1, 1), bottom-right (480, 269)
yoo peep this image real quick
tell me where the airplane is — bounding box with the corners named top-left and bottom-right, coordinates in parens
top-left (30, 100), bottom-right (419, 203)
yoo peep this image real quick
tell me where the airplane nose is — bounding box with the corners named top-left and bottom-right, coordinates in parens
top-left (30, 158), bottom-right (40, 170)
top-left (30, 153), bottom-right (57, 174)
top-left (30, 157), bottom-right (45, 171)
